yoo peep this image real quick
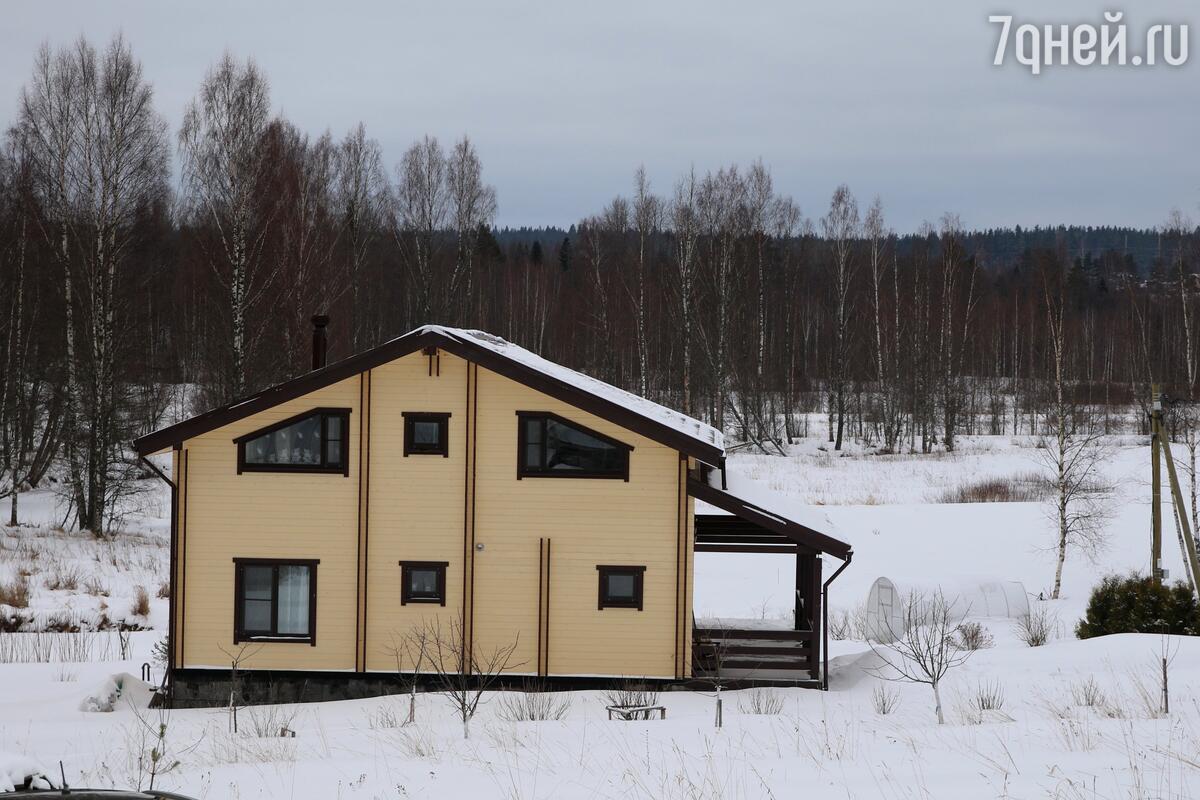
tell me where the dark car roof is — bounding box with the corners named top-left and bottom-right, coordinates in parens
top-left (5, 790), bottom-right (196, 799)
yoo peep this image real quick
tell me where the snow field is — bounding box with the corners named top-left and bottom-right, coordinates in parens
top-left (1, 433), bottom-right (1198, 798)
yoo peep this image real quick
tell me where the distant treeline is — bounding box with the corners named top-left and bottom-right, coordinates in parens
top-left (495, 225), bottom-right (1162, 276)
top-left (1, 34), bottom-right (1197, 533)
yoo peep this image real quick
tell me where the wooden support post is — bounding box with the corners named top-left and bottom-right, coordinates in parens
top-left (1155, 413), bottom-right (1200, 595)
top-left (1152, 385), bottom-right (1163, 584)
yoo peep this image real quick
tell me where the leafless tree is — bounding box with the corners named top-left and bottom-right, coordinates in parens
top-left (395, 135), bottom-right (449, 322)
top-left (629, 166), bottom-right (659, 397)
top-left (178, 52), bottom-right (276, 400)
top-left (869, 590), bottom-right (972, 724)
top-left (270, 123), bottom-right (342, 372)
top-left (334, 123), bottom-right (389, 351)
top-left (419, 617), bottom-right (523, 739)
top-left (668, 169), bottom-right (700, 414)
top-left (385, 628), bottom-right (431, 726)
top-left (1039, 258), bottom-right (1113, 599)
top-left (821, 185), bottom-right (859, 450)
top-left (17, 34), bottom-right (169, 534)
top-left (447, 135), bottom-right (497, 324)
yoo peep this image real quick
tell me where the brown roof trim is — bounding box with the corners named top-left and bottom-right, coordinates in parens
top-left (134, 329), bottom-right (724, 465)
top-left (687, 478), bottom-right (852, 559)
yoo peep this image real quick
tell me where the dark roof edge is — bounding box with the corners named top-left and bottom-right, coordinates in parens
top-left (134, 329), bottom-right (724, 465)
top-left (687, 478), bottom-right (852, 559)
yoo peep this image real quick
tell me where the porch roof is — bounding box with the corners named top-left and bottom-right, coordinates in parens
top-left (688, 477), bottom-right (852, 560)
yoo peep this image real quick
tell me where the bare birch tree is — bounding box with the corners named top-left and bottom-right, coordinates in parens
top-left (178, 52), bottom-right (276, 400)
top-left (669, 169), bottom-right (700, 414)
top-left (1040, 258), bottom-right (1112, 599)
top-left (447, 135), bottom-right (497, 325)
top-left (17, 34), bottom-right (169, 533)
top-left (334, 123), bottom-right (389, 351)
top-left (821, 185), bottom-right (859, 450)
top-left (395, 135), bottom-right (449, 322)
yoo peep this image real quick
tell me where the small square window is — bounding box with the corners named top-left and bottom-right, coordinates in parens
top-left (403, 413), bottom-right (450, 457)
top-left (400, 561), bottom-right (448, 605)
top-left (597, 565), bottom-right (646, 610)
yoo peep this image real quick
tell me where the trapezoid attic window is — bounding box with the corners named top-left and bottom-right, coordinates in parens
top-left (235, 408), bottom-right (350, 475)
top-left (516, 411), bottom-right (632, 480)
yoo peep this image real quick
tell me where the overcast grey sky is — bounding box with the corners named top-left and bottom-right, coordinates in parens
top-left (2, 0), bottom-right (1196, 231)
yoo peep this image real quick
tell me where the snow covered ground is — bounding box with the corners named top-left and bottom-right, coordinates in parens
top-left (2, 434), bottom-right (1198, 798)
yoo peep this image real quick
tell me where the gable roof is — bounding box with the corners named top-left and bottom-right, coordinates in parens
top-left (134, 325), bottom-right (725, 465)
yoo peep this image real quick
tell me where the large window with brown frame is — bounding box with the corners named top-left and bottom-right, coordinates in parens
top-left (233, 558), bottom-right (319, 644)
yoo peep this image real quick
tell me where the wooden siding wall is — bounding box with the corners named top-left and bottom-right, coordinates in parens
top-left (363, 352), bottom-right (467, 671)
top-left (177, 351), bottom-right (693, 679)
top-left (180, 377), bottom-right (361, 670)
top-left (472, 366), bottom-right (684, 678)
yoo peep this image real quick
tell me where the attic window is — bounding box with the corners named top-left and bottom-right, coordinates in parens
top-left (235, 408), bottom-right (350, 475)
top-left (517, 411), bottom-right (631, 480)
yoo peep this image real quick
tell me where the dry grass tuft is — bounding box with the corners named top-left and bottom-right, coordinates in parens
top-left (131, 585), bottom-right (150, 617)
top-left (155, 581), bottom-right (170, 599)
top-left (0, 575), bottom-right (31, 608)
top-left (45, 563), bottom-right (82, 591)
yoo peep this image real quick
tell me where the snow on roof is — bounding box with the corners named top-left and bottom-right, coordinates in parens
top-left (418, 325), bottom-right (725, 452)
top-left (698, 465), bottom-right (843, 542)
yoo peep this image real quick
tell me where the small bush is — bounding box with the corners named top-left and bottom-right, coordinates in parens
top-left (497, 683), bottom-right (572, 721)
top-left (938, 473), bottom-right (1053, 503)
top-left (1072, 676), bottom-right (1106, 708)
top-left (828, 609), bottom-right (853, 640)
top-left (1075, 573), bottom-right (1200, 639)
top-left (156, 581), bottom-right (170, 599)
top-left (871, 684), bottom-right (900, 715)
top-left (246, 704), bottom-right (299, 737)
top-left (972, 679), bottom-right (1005, 711)
top-left (738, 689), bottom-right (784, 716)
top-left (0, 576), bottom-right (30, 608)
top-left (604, 682), bottom-right (659, 719)
top-left (1015, 606), bottom-right (1056, 647)
top-left (151, 637), bottom-right (169, 668)
top-left (956, 621), bottom-right (994, 651)
top-left (131, 586), bottom-right (150, 617)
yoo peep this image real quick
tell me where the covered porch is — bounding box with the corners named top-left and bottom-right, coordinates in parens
top-left (689, 477), bottom-right (852, 688)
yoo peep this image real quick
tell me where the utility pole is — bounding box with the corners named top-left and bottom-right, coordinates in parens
top-left (1150, 387), bottom-right (1200, 594)
top-left (1151, 385), bottom-right (1163, 584)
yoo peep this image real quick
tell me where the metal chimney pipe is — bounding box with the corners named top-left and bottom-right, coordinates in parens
top-left (311, 314), bottom-right (330, 370)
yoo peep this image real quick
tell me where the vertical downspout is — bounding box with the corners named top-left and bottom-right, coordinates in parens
top-left (821, 551), bottom-right (852, 691)
top-left (139, 450), bottom-right (177, 701)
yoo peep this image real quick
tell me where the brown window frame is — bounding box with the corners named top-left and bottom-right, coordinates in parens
top-left (234, 407), bottom-right (351, 476)
top-left (400, 560), bottom-right (449, 605)
top-left (516, 411), bottom-right (632, 481)
top-left (232, 558), bottom-right (319, 645)
top-left (402, 412), bottom-right (451, 457)
top-left (596, 565), bottom-right (646, 610)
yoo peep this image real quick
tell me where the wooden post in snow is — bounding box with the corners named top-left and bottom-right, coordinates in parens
top-left (1152, 385), bottom-right (1163, 584)
top-left (1154, 410), bottom-right (1200, 596)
